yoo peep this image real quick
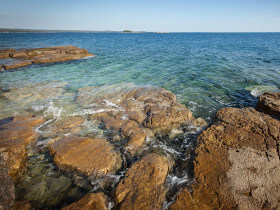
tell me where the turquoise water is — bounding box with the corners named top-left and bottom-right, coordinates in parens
top-left (1, 33), bottom-right (280, 119)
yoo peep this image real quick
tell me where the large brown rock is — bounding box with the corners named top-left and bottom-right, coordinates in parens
top-left (0, 152), bottom-right (15, 209)
top-left (0, 46), bottom-right (94, 70)
top-left (257, 92), bottom-right (280, 119)
top-left (115, 153), bottom-right (170, 209)
top-left (171, 107), bottom-right (280, 209)
top-left (49, 136), bottom-right (122, 176)
top-left (77, 84), bottom-right (206, 156)
top-left (62, 193), bottom-right (108, 210)
top-left (0, 116), bottom-right (45, 180)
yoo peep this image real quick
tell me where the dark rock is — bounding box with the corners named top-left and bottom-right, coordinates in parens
top-left (257, 92), bottom-right (280, 119)
top-left (0, 152), bottom-right (15, 209)
top-left (115, 153), bottom-right (170, 209)
top-left (171, 107), bottom-right (280, 209)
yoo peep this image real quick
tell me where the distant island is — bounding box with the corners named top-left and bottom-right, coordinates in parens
top-left (0, 28), bottom-right (169, 34)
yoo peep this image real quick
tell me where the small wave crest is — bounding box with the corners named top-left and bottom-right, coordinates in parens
top-left (246, 85), bottom-right (279, 97)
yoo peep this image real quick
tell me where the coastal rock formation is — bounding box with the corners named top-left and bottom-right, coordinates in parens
top-left (49, 136), bottom-right (122, 177)
top-left (2, 81), bottom-right (68, 107)
top-left (62, 193), bottom-right (108, 210)
top-left (257, 92), bottom-right (280, 119)
top-left (171, 106), bottom-right (280, 209)
top-left (0, 116), bottom-right (45, 180)
top-left (0, 46), bottom-right (94, 70)
top-left (115, 153), bottom-right (170, 209)
top-left (77, 84), bottom-right (206, 156)
top-left (0, 152), bottom-right (15, 209)
top-left (12, 201), bottom-right (31, 210)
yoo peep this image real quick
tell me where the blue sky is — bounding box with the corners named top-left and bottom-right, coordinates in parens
top-left (0, 0), bottom-right (280, 32)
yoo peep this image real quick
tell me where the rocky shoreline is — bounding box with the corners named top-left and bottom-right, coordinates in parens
top-left (0, 46), bottom-right (94, 70)
top-left (0, 81), bottom-right (279, 209)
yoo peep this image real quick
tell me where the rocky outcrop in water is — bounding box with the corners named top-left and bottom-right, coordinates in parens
top-left (0, 116), bottom-right (45, 180)
top-left (49, 136), bottom-right (122, 177)
top-left (62, 193), bottom-right (108, 210)
top-left (115, 153), bottom-right (171, 209)
top-left (171, 104), bottom-right (280, 209)
top-left (0, 46), bottom-right (94, 70)
top-left (257, 92), bottom-right (280, 119)
top-left (0, 152), bottom-right (15, 209)
top-left (77, 84), bottom-right (206, 156)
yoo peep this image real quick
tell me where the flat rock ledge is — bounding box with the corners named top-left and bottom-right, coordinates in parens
top-left (0, 46), bottom-right (94, 70)
top-left (171, 95), bottom-right (280, 209)
top-left (49, 136), bottom-right (122, 177)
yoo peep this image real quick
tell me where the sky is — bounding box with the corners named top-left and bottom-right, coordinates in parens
top-left (0, 0), bottom-right (280, 32)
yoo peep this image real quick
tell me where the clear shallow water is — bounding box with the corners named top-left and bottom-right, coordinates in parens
top-left (1, 33), bottom-right (280, 119)
top-left (1, 33), bottom-right (280, 208)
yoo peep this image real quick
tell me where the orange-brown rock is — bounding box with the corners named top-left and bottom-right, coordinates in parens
top-left (0, 46), bottom-right (94, 70)
top-left (115, 153), bottom-right (170, 209)
top-left (62, 193), bottom-right (108, 210)
top-left (171, 107), bottom-right (280, 209)
top-left (257, 92), bottom-right (280, 119)
top-left (78, 84), bottom-right (206, 156)
top-left (0, 48), bottom-right (16, 59)
top-left (49, 136), bottom-right (122, 177)
top-left (3, 60), bottom-right (32, 70)
top-left (0, 116), bottom-right (45, 180)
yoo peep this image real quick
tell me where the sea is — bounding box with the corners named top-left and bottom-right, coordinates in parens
top-left (0, 32), bottom-right (280, 208)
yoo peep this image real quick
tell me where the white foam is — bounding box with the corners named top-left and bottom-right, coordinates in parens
top-left (44, 101), bottom-right (63, 119)
top-left (246, 85), bottom-right (279, 97)
top-left (71, 108), bottom-right (119, 116)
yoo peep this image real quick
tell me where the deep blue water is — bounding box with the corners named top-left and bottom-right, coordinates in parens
top-left (0, 32), bottom-right (280, 119)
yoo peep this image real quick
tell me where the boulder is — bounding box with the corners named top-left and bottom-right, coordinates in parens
top-left (0, 116), bottom-right (45, 180)
top-left (10, 51), bottom-right (29, 58)
top-left (62, 193), bottom-right (108, 210)
top-left (171, 107), bottom-right (280, 209)
top-left (49, 136), bottom-right (122, 176)
top-left (115, 153), bottom-right (170, 209)
top-left (257, 92), bottom-right (280, 119)
top-left (0, 152), bottom-right (15, 209)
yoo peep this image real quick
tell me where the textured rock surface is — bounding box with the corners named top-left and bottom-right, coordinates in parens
top-left (0, 116), bottom-right (45, 180)
top-left (2, 81), bottom-right (68, 107)
top-left (62, 193), bottom-right (108, 210)
top-left (12, 201), bottom-right (31, 210)
top-left (171, 107), bottom-right (280, 209)
top-left (49, 136), bottom-right (122, 176)
top-left (0, 152), bottom-right (15, 209)
top-left (115, 153), bottom-right (170, 209)
top-left (0, 46), bottom-right (94, 70)
top-left (77, 84), bottom-right (206, 156)
top-left (257, 92), bottom-right (280, 119)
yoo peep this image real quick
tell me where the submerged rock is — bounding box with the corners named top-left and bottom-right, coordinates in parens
top-left (0, 152), bottom-right (15, 209)
top-left (0, 46), bottom-right (94, 70)
top-left (62, 193), bottom-right (108, 210)
top-left (115, 153), bottom-right (170, 209)
top-left (0, 116), bottom-right (45, 180)
top-left (257, 92), bottom-right (280, 119)
top-left (171, 107), bottom-right (280, 209)
top-left (49, 136), bottom-right (122, 177)
top-left (1, 81), bottom-right (68, 107)
top-left (77, 84), bottom-right (206, 156)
